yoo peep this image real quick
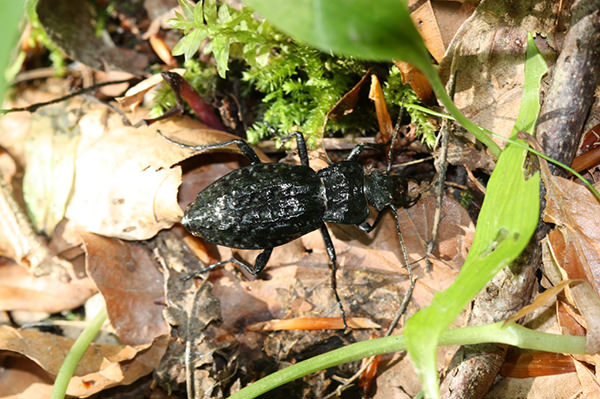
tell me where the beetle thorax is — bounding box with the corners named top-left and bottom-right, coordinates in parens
top-left (364, 169), bottom-right (409, 211)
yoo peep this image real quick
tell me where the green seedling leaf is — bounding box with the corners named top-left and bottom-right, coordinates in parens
top-left (242, 0), bottom-right (501, 156)
top-left (403, 33), bottom-right (546, 399)
top-left (23, 104), bottom-right (80, 236)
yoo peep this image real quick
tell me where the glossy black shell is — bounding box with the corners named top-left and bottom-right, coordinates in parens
top-left (318, 161), bottom-right (369, 224)
top-left (182, 163), bottom-right (326, 249)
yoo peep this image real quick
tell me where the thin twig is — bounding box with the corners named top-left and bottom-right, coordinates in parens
top-left (0, 77), bottom-right (139, 114)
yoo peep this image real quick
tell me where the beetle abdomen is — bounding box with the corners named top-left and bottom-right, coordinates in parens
top-left (183, 163), bottom-right (325, 249)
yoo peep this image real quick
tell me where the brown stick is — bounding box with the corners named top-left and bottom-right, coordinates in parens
top-left (537, 0), bottom-right (600, 176)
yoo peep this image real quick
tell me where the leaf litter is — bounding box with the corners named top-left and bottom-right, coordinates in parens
top-left (2, 1), bottom-right (600, 398)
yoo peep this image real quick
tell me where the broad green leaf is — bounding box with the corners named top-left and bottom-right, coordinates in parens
top-left (23, 104), bottom-right (80, 235)
top-left (403, 34), bottom-right (546, 398)
top-left (242, 0), bottom-right (501, 157)
top-left (0, 1), bottom-right (25, 102)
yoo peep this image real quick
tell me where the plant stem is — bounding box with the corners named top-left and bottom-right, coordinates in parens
top-left (50, 307), bottom-right (108, 399)
top-left (228, 322), bottom-right (585, 399)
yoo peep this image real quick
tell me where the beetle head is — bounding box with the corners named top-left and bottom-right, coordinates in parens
top-left (364, 169), bottom-right (414, 211)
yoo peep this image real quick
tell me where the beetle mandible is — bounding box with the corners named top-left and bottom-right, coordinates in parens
top-left (162, 131), bottom-right (415, 327)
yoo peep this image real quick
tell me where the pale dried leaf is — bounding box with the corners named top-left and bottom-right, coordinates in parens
top-left (24, 103), bottom-right (80, 235)
top-left (410, 0), bottom-right (445, 62)
top-left (0, 261), bottom-right (96, 313)
top-left (65, 113), bottom-right (270, 240)
top-left (116, 68), bottom-right (185, 111)
top-left (439, 0), bottom-right (559, 141)
top-left (574, 358), bottom-right (600, 398)
top-left (0, 325), bottom-right (167, 398)
top-left (504, 279), bottom-right (573, 325)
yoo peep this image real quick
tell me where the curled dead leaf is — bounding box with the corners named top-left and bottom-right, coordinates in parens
top-left (0, 325), bottom-right (167, 398)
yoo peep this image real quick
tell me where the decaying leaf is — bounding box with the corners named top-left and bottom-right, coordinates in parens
top-left (369, 74), bottom-right (394, 140)
top-left (81, 232), bottom-right (168, 346)
top-left (439, 0), bottom-right (559, 141)
top-left (36, 0), bottom-right (148, 74)
top-left (23, 103), bottom-right (80, 236)
top-left (0, 260), bottom-right (95, 313)
top-left (0, 325), bottom-right (167, 398)
top-left (116, 69), bottom-right (185, 112)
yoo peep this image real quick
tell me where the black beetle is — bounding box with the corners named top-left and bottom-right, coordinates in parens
top-left (161, 131), bottom-right (415, 327)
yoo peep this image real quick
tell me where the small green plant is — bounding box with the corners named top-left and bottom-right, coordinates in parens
top-left (24, 0), bottom-right (66, 75)
top-left (384, 66), bottom-right (436, 147)
top-left (169, 0), bottom-right (434, 147)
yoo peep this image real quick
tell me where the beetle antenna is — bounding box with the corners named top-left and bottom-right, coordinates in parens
top-left (386, 98), bottom-right (405, 175)
top-left (385, 205), bottom-right (416, 336)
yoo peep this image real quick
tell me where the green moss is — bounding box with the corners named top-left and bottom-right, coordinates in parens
top-left (169, 0), bottom-right (438, 147)
top-left (383, 66), bottom-right (437, 147)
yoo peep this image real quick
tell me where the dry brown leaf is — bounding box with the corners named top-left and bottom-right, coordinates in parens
top-left (409, 0), bottom-right (446, 62)
top-left (149, 34), bottom-right (178, 67)
top-left (504, 279), bottom-right (575, 325)
top-left (393, 60), bottom-right (433, 103)
top-left (323, 69), bottom-right (370, 130)
top-left (430, 1), bottom-right (475, 49)
top-left (0, 261), bottom-right (96, 313)
top-left (544, 178), bottom-right (600, 293)
top-left (0, 325), bottom-right (167, 398)
top-left (439, 0), bottom-right (559, 142)
top-left (81, 232), bottom-right (168, 345)
top-left (501, 350), bottom-right (576, 378)
top-left (369, 74), bottom-right (394, 140)
top-left (116, 68), bottom-right (185, 112)
top-left (0, 357), bottom-right (53, 399)
top-left (36, 0), bottom-right (148, 74)
top-left (574, 358), bottom-right (600, 397)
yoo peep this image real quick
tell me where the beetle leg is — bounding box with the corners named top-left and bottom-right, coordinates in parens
top-left (243, 248), bottom-right (273, 275)
top-left (280, 131), bottom-right (310, 166)
top-left (357, 209), bottom-right (388, 233)
top-left (157, 130), bottom-right (262, 164)
top-left (184, 248), bottom-right (273, 280)
top-left (319, 224), bottom-right (348, 328)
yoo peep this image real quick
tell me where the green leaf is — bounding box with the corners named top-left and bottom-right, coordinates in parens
top-left (403, 34), bottom-right (546, 399)
top-left (178, 0), bottom-right (195, 21)
top-left (172, 28), bottom-right (206, 59)
top-left (0, 1), bottom-right (25, 102)
top-left (212, 35), bottom-right (231, 78)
